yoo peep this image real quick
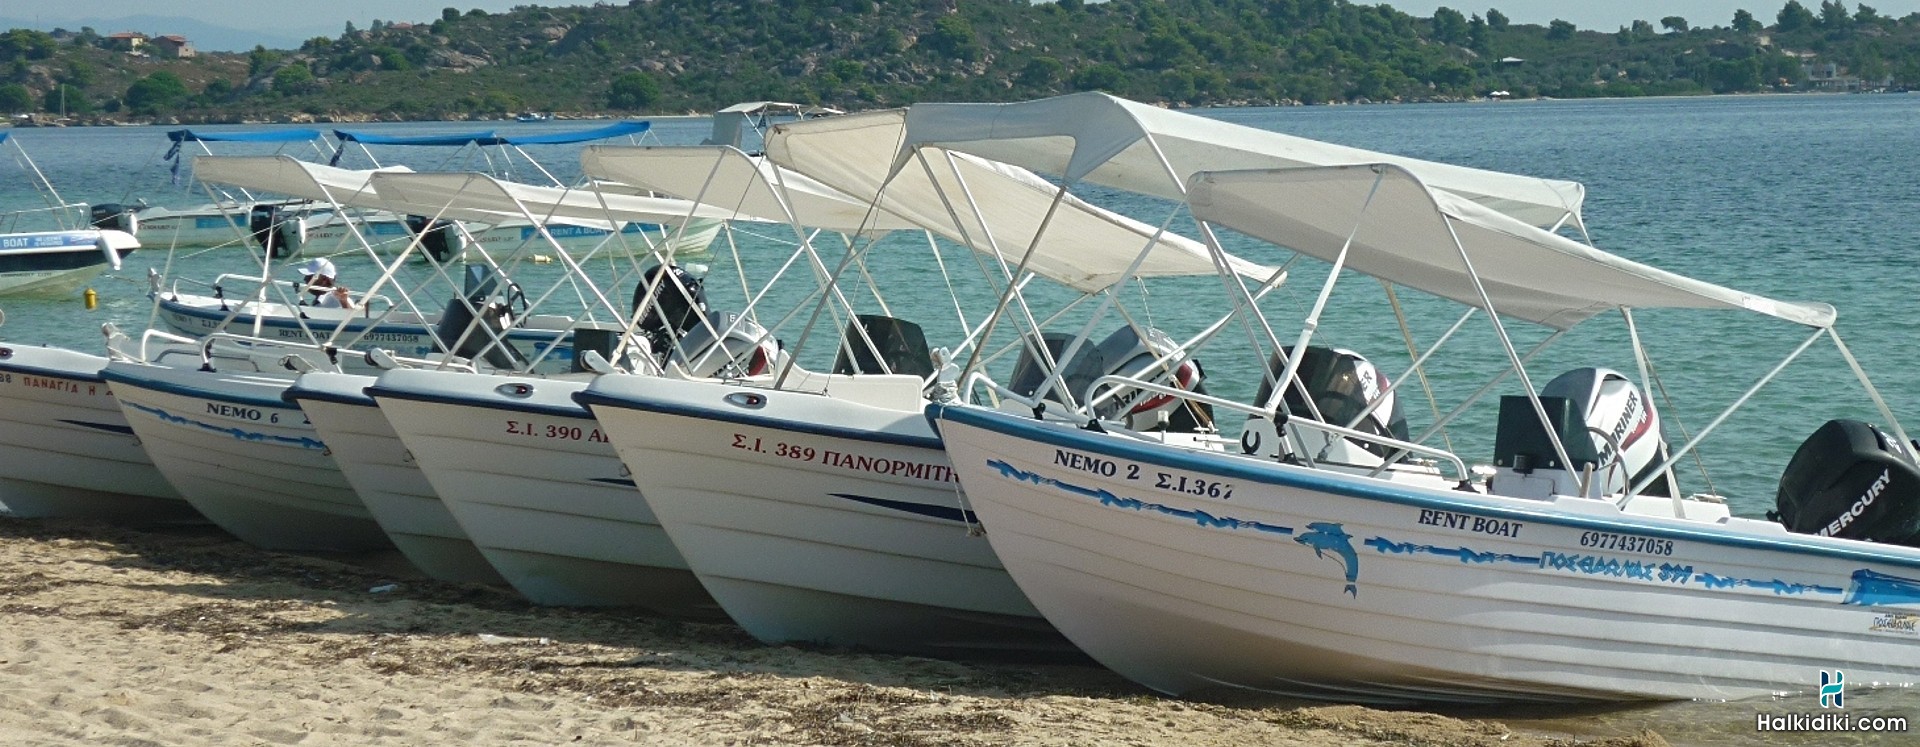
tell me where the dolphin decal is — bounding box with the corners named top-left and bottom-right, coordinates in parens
top-left (1295, 521), bottom-right (1360, 597)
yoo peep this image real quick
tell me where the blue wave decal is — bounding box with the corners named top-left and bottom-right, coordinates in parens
top-left (588, 477), bottom-right (637, 488)
top-left (1297, 522), bottom-right (1359, 597)
top-left (832, 493), bottom-right (976, 523)
top-left (1366, 537), bottom-right (1541, 567)
top-left (1691, 572), bottom-right (1845, 597)
top-left (58, 419), bottom-right (136, 436)
top-left (1844, 569), bottom-right (1920, 606)
top-left (987, 459), bottom-right (1295, 537)
top-left (120, 401), bottom-right (324, 450)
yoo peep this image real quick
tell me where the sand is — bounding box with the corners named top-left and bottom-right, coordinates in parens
top-left (0, 516), bottom-right (1673, 746)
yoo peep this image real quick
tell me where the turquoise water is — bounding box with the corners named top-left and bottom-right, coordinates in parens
top-left (3, 96), bottom-right (1919, 742)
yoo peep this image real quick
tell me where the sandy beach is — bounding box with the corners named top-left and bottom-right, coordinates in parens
top-left (0, 516), bottom-right (1672, 746)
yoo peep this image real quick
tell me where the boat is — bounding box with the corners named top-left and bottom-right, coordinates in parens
top-left (570, 109), bottom-right (1269, 655)
top-left (324, 120), bottom-right (724, 261)
top-left (0, 337), bottom-right (193, 520)
top-left (282, 369), bottom-right (507, 585)
top-left (135, 127), bottom-right (332, 248)
top-left (277, 166), bottom-right (749, 586)
top-left (917, 93), bottom-right (1920, 703)
top-left (515, 112), bottom-right (552, 123)
top-left (0, 228), bottom-right (138, 297)
top-left (0, 131), bottom-right (142, 296)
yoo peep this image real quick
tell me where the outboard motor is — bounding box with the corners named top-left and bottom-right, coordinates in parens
top-left (1541, 367), bottom-right (1673, 497)
top-left (1774, 419), bottom-right (1920, 545)
top-left (1084, 326), bottom-right (1209, 432)
top-left (669, 311), bottom-right (777, 379)
top-left (404, 215), bottom-right (466, 263)
top-left (1488, 367), bottom-right (1669, 500)
top-left (1007, 328), bottom-right (1209, 431)
top-left (248, 205), bottom-right (306, 259)
top-left (1246, 346), bottom-right (1406, 465)
top-left (88, 203), bottom-right (139, 235)
top-left (634, 264), bottom-right (707, 354)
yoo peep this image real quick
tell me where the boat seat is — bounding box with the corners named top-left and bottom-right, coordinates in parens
top-left (432, 298), bottom-right (526, 371)
top-left (832, 314), bottom-right (934, 379)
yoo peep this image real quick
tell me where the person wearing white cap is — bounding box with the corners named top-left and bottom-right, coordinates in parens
top-left (297, 258), bottom-right (354, 309)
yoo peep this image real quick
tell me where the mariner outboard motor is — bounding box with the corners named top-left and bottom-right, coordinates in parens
top-left (1774, 419), bottom-right (1920, 545)
top-left (1541, 367), bottom-right (1673, 497)
top-left (1083, 326), bottom-right (1209, 432)
top-left (1245, 346), bottom-right (1406, 465)
top-left (248, 205), bottom-right (306, 259)
top-left (669, 311), bottom-right (778, 379)
top-left (1488, 367), bottom-right (1669, 500)
top-left (88, 203), bottom-right (139, 235)
top-left (404, 215), bottom-right (466, 263)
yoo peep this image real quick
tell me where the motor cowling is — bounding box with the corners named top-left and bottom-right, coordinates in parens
top-left (1252, 346), bottom-right (1407, 462)
top-left (404, 215), bottom-right (466, 263)
top-left (1089, 327), bottom-right (1209, 432)
top-left (670, 311), bottom-right (777, 379)
top-left (1775, 419), bottom-right (1920, 545)
top-left (89, 203), bottom-right (139, 235)
top-left (1541, 367), bottom-right (1672, 497)
top-left (248, 205), bottom-right (305, 259)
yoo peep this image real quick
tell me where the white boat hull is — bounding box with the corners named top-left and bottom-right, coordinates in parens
top-left (286, 371), bottom-right (506, 585)
top-left (0, 345), bottom-right (191, 519)
top-left (368, 369), bottom-right (713, 615)
top-left (935, 404), bottom-right (1920, 704)
top-left (102, 359), bottom-right (390, 552)
top-left (579, 374), bottom-right (1070, 655)
top-left (154, 292), bottom-right (577, 371)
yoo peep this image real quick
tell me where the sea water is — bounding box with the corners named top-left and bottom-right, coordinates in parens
top-left (2, 96), bottom-right (1917, 743)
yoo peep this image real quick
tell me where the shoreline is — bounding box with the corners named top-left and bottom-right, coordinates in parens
top-left (0, 516), bottom-right (1670, 746)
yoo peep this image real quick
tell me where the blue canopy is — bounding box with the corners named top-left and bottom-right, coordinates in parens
top-left (166, 128), bottom-right (325, 144)
top-left (165, 128), bottom-right (326, 185)
top-left (0, 131), bottom-right (9, 145)
top-left (331, 120), bottom-right (650, 148)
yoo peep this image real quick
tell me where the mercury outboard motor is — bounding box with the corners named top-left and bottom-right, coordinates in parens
top-left (88, 203), bottom-right (139, 235)
top-left (248, 205), bottom-right (306, 259)
top-left (1245, 346), bottom-right (1406, 465)
top-left (634, 264), bottom-right (707, 351)
top-left (1540, 367), bottom-right (1673, 497)
top-left (1774, 419), bottom-right (1920, 545)
top-left (404, 215), bottom-right (466, 263)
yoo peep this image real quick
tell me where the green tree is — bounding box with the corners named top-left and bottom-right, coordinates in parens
top-left (1547, 19), bottom-right (1575, 40)
top-left (607, 71), bottom-right (661, 109)
top-left (1432, 7), bottom-right (1469, 44)
top-left (442, 7), bottom-right (461, 23)
top-left (923, 15), bottom-right (980, 62)
top-left (125, 71), bottom-right (190, 114)
top-left (1856, 4), bottom-right (1881, 24)
top-left (1733, 9), bottom-right (1761, 32)
top-left (1019, 56), bottom-right (1065, 88)
top-left (1661, 16), bottom-right (1689, 33)
top-left (1072, 63), bottom-right (1126, 91)
top-left (0, 83), bottom-right (32, 113)
top-left (1486, 8), bottom-right (1509, 30)
top-left (272, 64), bottom-right (319, 95)
top-left (1817, 1), bottom-right (1851, 28)
top-left (248, 46), bottom-right (282, 77)
top-left (1778, 1), bottom-right (1816, 31)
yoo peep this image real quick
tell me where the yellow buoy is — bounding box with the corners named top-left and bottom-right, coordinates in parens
top-left (84, 287), bottom-right (98, 310)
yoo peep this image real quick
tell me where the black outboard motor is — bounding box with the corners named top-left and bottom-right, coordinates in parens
top-left (1775, 419), bottom-right (1920, 545)
top-left (404, 215), bottom-right (466, 263)
top-left (248, 205), bottom-right (305, 259)
top-left (88, 203), bottom-right (139, 235)
top-left (634, 264), bottom-right (707, 353)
